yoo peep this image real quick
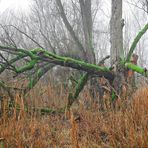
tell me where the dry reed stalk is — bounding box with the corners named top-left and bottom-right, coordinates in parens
top-left (65, 108), bottom-right (71, 120)
top-left (17, 94), bottom-right (25, 120)
top-left (70, 111), bottom-right (79, 148)
top-left (11, 94), bottom-right (21, 121)
top-left (1, 96), bottom-right (9, 124)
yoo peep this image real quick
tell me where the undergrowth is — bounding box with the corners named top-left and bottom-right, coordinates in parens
top-left (0, 82), bottom-right (148, 147)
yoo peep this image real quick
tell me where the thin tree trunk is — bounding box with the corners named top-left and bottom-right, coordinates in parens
top-left (110, 0), bottom-right (123, 64)
top-left (56, 0), bottom-right (86, 60)
top-left (79, 0), bottom-right (95, 63)
top-left (110, 0), bottom-right (124, 104)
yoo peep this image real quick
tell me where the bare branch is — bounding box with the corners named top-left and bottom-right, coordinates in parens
top-left (7, 25), bottom-right (44, 49)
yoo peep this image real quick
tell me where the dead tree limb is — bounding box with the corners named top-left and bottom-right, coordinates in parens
top-left (0, 23), bottom-right (147, 109)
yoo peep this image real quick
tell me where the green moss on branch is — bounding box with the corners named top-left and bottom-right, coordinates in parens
top-left (126, 23), bottom-right (148, 62)
top-left (27, 64), bottom-right (54, 90)
top-left (125, 62), bottom-right (148, 76)
top-left (16, 59), bottom-right (38, 73)
top-left (67, 73), bottom-right (89, 108)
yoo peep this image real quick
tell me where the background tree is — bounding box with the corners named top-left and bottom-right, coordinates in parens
top-left (110, 0), bottom-right (123, 64)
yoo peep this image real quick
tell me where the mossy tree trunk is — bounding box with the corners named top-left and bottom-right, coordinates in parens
top-left (110, 0), bottom-right (125, 105)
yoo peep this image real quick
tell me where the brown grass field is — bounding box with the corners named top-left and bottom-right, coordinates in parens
top-left (0, 81), bottom-right (148, 148)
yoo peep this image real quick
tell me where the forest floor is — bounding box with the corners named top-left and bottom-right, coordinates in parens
top-left (0, 82), bottom-right (148, 147)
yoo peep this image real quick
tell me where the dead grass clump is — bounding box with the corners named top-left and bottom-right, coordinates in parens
top-left (71, 86), bottom-right (148, 147)
top-left (1, 83), bottom-right (148, 147)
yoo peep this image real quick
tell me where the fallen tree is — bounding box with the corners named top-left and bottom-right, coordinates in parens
top-left (0, 23), bottom-right (148, 111)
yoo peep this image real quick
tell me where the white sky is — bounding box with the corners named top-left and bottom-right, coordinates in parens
top-left (0, 0), bottom-right (30, 13)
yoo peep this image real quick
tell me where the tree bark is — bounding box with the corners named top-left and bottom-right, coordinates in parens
top-left (110, 0), bottom-right (123, 64)
top-left (79, 0), bottom-right (95, 63)
top-left (110, 0), bottom-right (125, 104)
top-left (146, 0), bottom-right (148, 13)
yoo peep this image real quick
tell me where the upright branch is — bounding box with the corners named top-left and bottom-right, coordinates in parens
top-left (126, 23), bottom-right (148, 62)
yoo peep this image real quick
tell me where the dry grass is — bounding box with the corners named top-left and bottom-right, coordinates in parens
top-left (1, 82), bottom-right (148, 147)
